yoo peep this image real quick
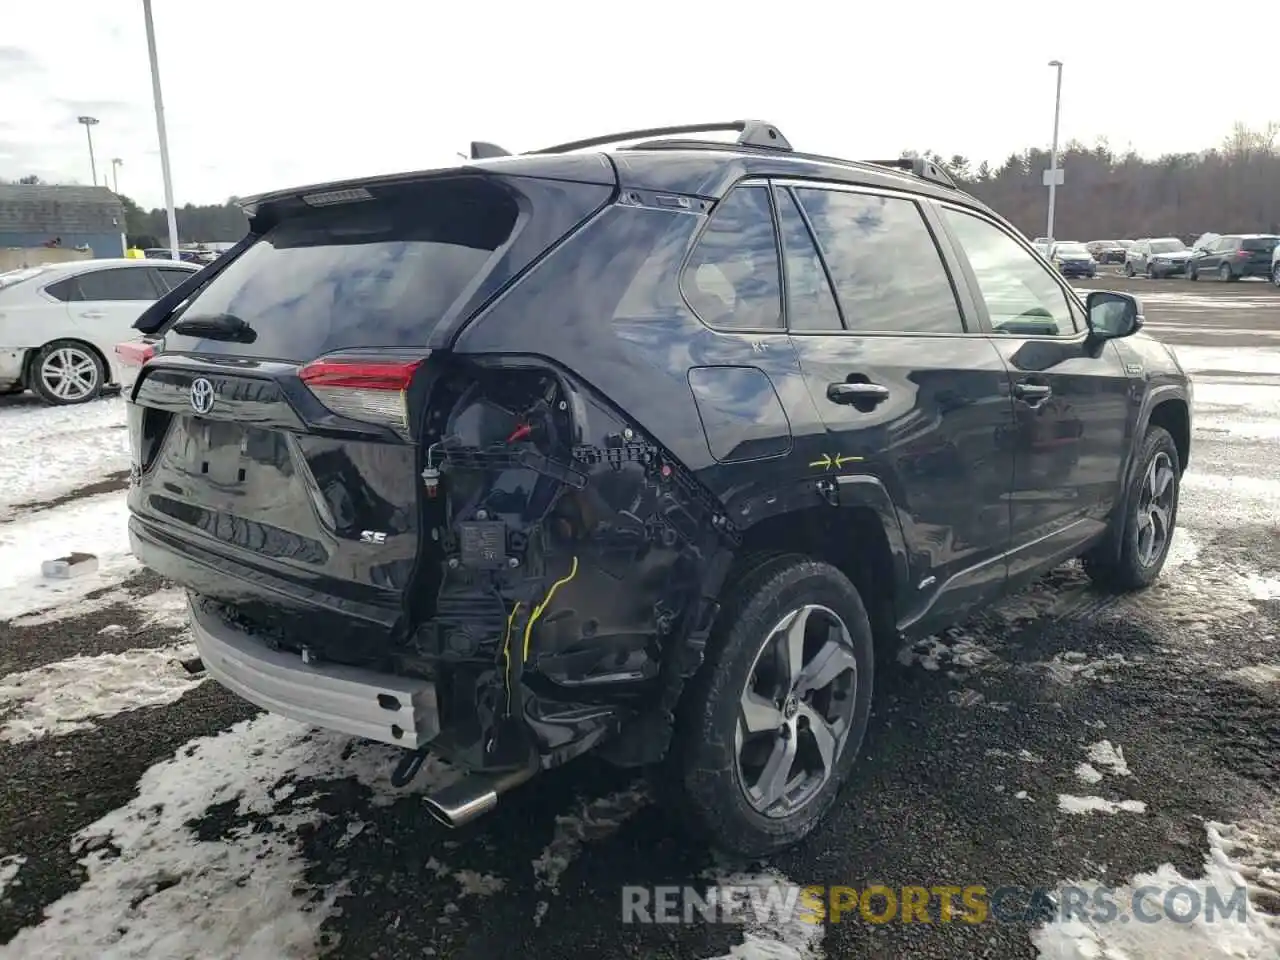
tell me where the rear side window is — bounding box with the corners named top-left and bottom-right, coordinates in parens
top-left (793, 188), bottom-right (964, 334)
top-left (681, 186), bottom-right (782, 331)
top-left (777, 189), bottom-right (842, 332)
top-left (1243, 237), bottom-right (1278, 252)
top-left (155, 267), bottom-right (197, 292)
top-left (167, 179), bottom-right (519, 360)
top-left (70, 267), bottom-right (160, 302)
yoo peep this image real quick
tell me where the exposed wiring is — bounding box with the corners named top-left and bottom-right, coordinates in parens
top-left (501, 601), bottom-right (521, 714)
top-left (522, 556), bottom-right (579, 662)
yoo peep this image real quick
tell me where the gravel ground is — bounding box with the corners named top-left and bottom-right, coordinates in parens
top-left (0, 283), bottom-right (1277, 959)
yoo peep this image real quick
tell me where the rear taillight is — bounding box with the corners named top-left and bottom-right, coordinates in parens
top-left (115, 341), bottom-right (156, 367)
top-left (1237, 250), bottom-right (1250, 258)
top-left (298, 357), bottom-right (424, 437)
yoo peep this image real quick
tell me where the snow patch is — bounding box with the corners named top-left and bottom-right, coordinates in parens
top-left (0, 644), bottom-right (203, 743)
top-left (1228, 664), bottom-right (1280, 686)
top-left (531, 782), bottom-right (651, 908)
top-left (1057, 795), bottom-right (1147, 815)
top-left (898, 629), bottom-right (997, 672)
top-left (1075, 764), bottom-right (1103, 785)
top-left (0, 493), bottom-right (138, 623)
top-left (0, 713), bottom-right (460, 959)
top-left (0, 398), bottom-right (128, 521)
top-left (0, 854), bottom-right (25, 900)
top-left (1032, 816), bottom-right (1280, 959)
top-left (1042, 652), bottom-right (1135, 684)
top-left (700, 861), bottom-right (825, 960)
top-left (1085, 740), bottom-right (1131, 777)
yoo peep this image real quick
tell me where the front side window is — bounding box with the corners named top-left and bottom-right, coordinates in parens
top-left (794, 188), bottom-right (964, 334)
top-left (941, 207), bottom-right (1079, 337)
top-left (681, 186), bottom-right (782, 330)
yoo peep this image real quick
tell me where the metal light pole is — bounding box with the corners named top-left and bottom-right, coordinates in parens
top-left (1046, 60), bottom-right (1064, 242)
top-left (142, 0), bottom-right (180, 261)
top-left (111, 158), bottom-right (123, 194)
top-left (77, 116), bottom-right (99, 186)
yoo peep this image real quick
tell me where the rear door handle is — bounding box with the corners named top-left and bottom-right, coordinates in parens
top-left (78, 311), bottom-right (105, 319)
top-left (1014, 381), bottom-right (1052, 404)
top-left (827, 382), bottom-right (890, 405)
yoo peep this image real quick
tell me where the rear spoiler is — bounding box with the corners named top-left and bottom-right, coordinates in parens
top-left (133, 233), bottom-right (256, 334)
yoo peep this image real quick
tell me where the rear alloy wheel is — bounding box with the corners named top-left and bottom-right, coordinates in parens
top-left (1083, 426), bottom-right (1180, 591)
top-left (1218, 264), bottom-right (1232, 282)
top-left (31, 340), bottom-right (104, 405)
top-left (1274, 264), bottom-right (1280, 288)
top-left (665, 555), bottom-right (873, 857)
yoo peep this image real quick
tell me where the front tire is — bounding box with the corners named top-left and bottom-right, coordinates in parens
top-left (664, 555), bottom-right (874, 857)
top-left (1083, 426), bottom-right (1181, 591)
top-left (1125, 262), bottom-right (1135, 277)
top-left (1273, 263), bottom-right (1280, 288)
top-left (31, 340), bottom-right (105, 406)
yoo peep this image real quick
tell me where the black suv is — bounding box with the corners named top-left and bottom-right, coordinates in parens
top-left (123, 121), bottom-right (1192, 857)
top-left (1187, 233), bottom-right (1280, 281)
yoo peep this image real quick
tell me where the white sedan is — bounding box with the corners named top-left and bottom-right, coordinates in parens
top-left (0, 257), bottom-right (199, 405)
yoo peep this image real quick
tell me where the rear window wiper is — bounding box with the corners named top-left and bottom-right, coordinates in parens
top-left (171, 313), bottom-right (258, 343)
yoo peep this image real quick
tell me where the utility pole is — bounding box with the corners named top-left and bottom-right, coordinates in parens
top-left (1046, 60), bottom-right (1064, 242)
top-left (143, 0), bottom-right (181, 260)
top-left (77, 116), bottom-right (99, 185)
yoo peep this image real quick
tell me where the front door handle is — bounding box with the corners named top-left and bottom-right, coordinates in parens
top-left (1014, 381), bottom-right (1052, 404)
top-left (827, 382), bottom-right (890, 405)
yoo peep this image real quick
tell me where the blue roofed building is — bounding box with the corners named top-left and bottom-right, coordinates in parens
top-left (0, 184), bottom-right (126, 257)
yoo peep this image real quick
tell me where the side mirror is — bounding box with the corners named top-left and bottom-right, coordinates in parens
top-left (1086, 291), bottom-right (1143, 340)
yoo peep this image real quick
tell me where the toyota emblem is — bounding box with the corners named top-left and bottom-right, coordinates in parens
top-left (190, 377), bottom-right (215, 415)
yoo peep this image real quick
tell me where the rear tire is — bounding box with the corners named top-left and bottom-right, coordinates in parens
top-left (30, 340), bottom-right (104, 406)
top-left (1218, 264), bottom-right (1232, 282)
top-left (1083, 426), bottom-right (1180, 592)
top-left (1274, 264), bottom-right (1280, 288)
top-left (662, 554), bottom-right (874, 857)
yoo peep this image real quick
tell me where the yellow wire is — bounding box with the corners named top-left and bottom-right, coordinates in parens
top-left (522, 556), bottom-right (579, 661)
top-left (501, 602), bottom-right (520, 713)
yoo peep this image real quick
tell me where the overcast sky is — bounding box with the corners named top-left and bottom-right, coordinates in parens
top-left (1, 2), bottom-right (1274, 211)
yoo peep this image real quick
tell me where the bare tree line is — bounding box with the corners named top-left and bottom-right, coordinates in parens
top-left (904, 121), bottom-right (1280, 241)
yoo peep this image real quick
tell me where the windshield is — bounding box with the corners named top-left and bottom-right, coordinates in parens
top-left (0, 265), bottom-right (50, 291)
top-left (1055, 243), bottom-right (1089, 256)
top-left (1150, 239), bottom-right (1186, 254)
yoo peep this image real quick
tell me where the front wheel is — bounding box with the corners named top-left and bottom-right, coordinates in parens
top-left (1188, 265), bottom-right (1198, 281)
top-left (1125, 262), bottom-right (1135, 277)
top-left (664, 555), bottom-right (874, 857)
top-left (31, 340), bottom-right (104, 405)
top-left (1273, 263), bottom-right (1280, 288)
top-left (1083, 426), bottom-right (1181, 591)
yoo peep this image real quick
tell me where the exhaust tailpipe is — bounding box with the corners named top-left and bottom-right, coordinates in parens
top-left (423, 764), bottom-right (538, 828)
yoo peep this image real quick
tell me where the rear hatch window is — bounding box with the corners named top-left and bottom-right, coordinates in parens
top-left (162, 178), bottom-right (520, 361)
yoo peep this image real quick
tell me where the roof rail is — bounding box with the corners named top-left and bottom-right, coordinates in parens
top-left (865, 157), bottom-right (957, 190)
top-left (527, 120), bottom-right (792, 155)
top-left (469, 141), bottom-right (511, 160)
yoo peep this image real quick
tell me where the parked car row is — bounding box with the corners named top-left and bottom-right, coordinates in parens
top-left (1119, 233), bottom-right (1280, 284)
